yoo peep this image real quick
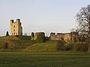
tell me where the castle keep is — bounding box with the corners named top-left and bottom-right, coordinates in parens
top-left (10, 19), bottom-right (22, 36)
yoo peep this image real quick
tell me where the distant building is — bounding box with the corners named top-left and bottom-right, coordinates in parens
top-left (10, 19), bottom-right (22, 36)
top-left (50, 32), bottom-right (78, 42)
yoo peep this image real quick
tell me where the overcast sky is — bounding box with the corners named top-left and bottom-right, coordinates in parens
top-left (0, 0), bottom-right (90, 36)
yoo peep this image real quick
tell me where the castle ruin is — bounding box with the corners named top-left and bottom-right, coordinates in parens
top-left (10, 19), bottom-right (22, 36)
top-left (9, 19), bottom-right (78, 42)
top-left (50, 32), bottom-right (78, 42)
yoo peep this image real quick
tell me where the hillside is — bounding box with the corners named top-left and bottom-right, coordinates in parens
top-left (0, 36), bottom-right (32, 50)
top-left (24, 41), bottom-right (57, 52)
top-left (0, 36), bottom-right (57, 52)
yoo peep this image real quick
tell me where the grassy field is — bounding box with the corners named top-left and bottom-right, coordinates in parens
top-left (0, 36), bottom-right (90, 67)
top-left (0, 51), bottom-right (90, 67)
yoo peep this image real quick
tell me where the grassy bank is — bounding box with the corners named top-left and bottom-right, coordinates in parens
top-left (0, 36), bottom-right (57, 52)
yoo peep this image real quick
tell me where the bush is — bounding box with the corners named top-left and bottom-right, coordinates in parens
top-left (56, 40), bottom-right (65, 51)
top-left (3, 42), bottom-right (8, 49)
top-left (64, 42), bottom-right (74, 51)
top-left (74, 42), bottom-right (88, 51)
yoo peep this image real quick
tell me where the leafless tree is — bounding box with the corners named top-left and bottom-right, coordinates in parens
top-left (76, 5), bottom-right (90, 51)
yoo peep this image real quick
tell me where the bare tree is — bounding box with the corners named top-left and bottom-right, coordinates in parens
top-left (76, 5), bottom-right (90, 51)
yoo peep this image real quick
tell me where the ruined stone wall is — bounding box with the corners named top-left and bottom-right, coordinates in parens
top-left (63, 33), bottom-right (71, 42)
top-left (50, 32), bottom-right (78, 42)
top-left (31, 32), bottom-right (45, 42)
top-left (50, 33), bottom-right (64, 40)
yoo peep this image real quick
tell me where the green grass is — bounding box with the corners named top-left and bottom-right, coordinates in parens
top-left (0, 36), bottom-right (33, 49)
top-left (0, 36), bottom-right (90, 67)
top-left (0, 51), bottom-right (90, 67)
top-left (0, 36), bottom-right (57, 52)
top-left (24, 40), bottom-right (57, 52)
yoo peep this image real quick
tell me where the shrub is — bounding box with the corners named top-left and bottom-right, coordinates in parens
top-left (56, 40), bottom-right (65, 51)
top-left (74, 42), bottom-right (88, 51)
top-left (3, 42), bottom-right (8, 49)
top-left (64, 42), bottom-right (74, 51)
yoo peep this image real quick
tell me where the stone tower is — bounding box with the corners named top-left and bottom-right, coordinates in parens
top-left (10, 19), bottom-right (22, 36)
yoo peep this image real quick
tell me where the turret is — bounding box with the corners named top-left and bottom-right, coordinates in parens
top-left (16, 19), bottom-right (20, 23)
top-left (10, 19), bottom-right (14, 24)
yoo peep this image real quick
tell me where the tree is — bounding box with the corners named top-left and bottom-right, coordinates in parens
top-left (6, 31), bottom-right (9, 36)
top-left (76, 5), bottom-right (90, 51)
top-left (31, 32), bottom-right (34, 40)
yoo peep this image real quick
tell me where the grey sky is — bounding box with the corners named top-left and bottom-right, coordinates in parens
top-left (0, 0), bottom-right (90, 36)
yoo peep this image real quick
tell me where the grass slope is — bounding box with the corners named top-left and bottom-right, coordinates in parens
top-left (0, 36), bottom-right (57, 52)
top-left (24, 41), bottom-right (57, 52)
top-left (0, 36), bottom-right (33, 50)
